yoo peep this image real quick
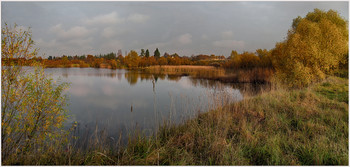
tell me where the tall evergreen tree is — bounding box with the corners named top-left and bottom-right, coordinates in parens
top-left (154, 48), bottom-right (160, 59)
top-left (140, 49), bottom-right (145, 57)
top-left (145, 49), bottom-right (150, 58)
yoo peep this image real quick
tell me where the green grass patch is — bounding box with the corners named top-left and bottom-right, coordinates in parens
top-left (314, 76), bottom-right (348, 103)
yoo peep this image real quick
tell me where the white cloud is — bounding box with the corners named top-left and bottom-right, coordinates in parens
top-left (50, 24), bottom-right (91, 39)
top-left (127, 13), bottom-right (150, 23)
top-left (83, 12), bottom-right (123, 25)
top-left (177, 33), bottom-right (192, 45)
top-left (221, 30), bottom-right (233, 39)
top-left (213, 40), bottom-right (245, 49)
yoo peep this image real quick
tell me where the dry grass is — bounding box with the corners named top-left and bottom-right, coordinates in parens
top-left (115, 76), bottom-right (347, 165)
top-left (148, 65), bottom-right (216, 70)
top-left (146, 65), bottom-right (225, 77)
top-left (146, 65), bottom-right (274, 84)
top-left (3, 76), bottom-right (348, 165)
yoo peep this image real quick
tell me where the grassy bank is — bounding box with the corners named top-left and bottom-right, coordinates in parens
top-left (3, 76), bottom-right (348, 165)
top-left (116, 76), bottom-right (348, 165)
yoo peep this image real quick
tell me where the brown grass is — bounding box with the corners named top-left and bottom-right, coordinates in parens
top-left (146, 65), bottom-right (274, 84)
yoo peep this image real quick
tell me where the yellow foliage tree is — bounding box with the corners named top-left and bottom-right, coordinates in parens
top-left (125, 50), bottom-right (140, 68)
top-left (272, 9), bottom-right (348, 88)
top-left (1, 24), bottom-right (69, 162)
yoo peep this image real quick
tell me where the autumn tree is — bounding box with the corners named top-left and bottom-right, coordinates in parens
top-left (1, 24), bottom-right (69, 162)
top-left (109, 59), bottom-right (118, 69)
top-left (229, 50), bottom-right (238, 59)
top-left (61, 55), bottom-right (70, 67)
top-left (237, 52), bottom-right (260, 69)
top-left (163, 52), bottom-right (170, 58)
top-left (117, 55), bottom-right (124, 65)
top-left (86, 54), bottom-right (94, 64)
top-left (158, 57), bottom-right (168, 66)
top-left (125, 50), bottom-right (140, 68)
top-left (272, 9), bottom-right (348, 87)
top-left (224, 51), bottom-right (259, 69)
top-left (256, 49), bottom-right (272, 68)
top-left (148, 56), bottom-right (157, 66)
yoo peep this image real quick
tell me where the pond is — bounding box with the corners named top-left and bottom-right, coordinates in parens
top-left (44, 68), bottom-right (265, 146)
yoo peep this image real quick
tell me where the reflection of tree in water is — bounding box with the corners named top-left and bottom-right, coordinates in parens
top-left (107, 73), bottom-right (117, 78)
top-left (124, 71), bottom-right (168, 85)
top-left (188, 77), bottom-right (220, 89)
top-left (125, 71), bottom-right (170, 85)
top-left (188, 77), bottom-right (271, 97)
top-left (139, 73), bottom-right (153, 81)
top-left (117, 72), bottom-right (122, 80)
top-left (124, 71), bottom-right (139, 85)
top-left (123, 70), bottom-right (270, 96)
top-left (157, 74), bottom-right (166, 80)
top-left (167, 75), bottom-right (181, 82)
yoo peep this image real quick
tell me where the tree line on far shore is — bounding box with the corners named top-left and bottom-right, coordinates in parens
top-left (2, 48), bottom-right (269, 69)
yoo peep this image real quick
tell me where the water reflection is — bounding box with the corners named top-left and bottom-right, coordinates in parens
top-left (44, 68), bottom-right (267, 148)
top-left (58, 68), bottom-right (269, 98)
top-left (61, 68), bottom-right (122, 78)
top-left (125, 71), bottom-right (139, 85)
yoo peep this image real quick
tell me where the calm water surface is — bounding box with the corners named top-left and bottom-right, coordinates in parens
top-left (45, 68), bottom-right (246, 142)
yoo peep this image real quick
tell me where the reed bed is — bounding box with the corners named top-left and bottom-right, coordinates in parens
top-left (146, 65), bottom-right (274, 84)
top-left (146, 65), bottom-right (225, 78)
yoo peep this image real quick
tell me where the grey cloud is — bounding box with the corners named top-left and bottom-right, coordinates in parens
top-left (127, 13), bottom-right (150, 23)
top-left (102, 27), bottom-right (117, 38)
top-left (201, 34), bottom-right (209, 40)
top-left (144, 33), bottom-right (193, 52)
top-left (83, 11), bottom-right (123, 25)
top-left (83, 11), bottom-right (150, 26)
top-left (221, 31), bottom-right (233, 39)
top-left (177, 33), bottom-right (192, 45)
top-left (213, 40), bottom-right (245, 49)
top-left (2, 1), bottom-right (348, 57)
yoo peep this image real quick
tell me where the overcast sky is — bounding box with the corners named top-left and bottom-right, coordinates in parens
top-left (1, 1), bottom-right (348, 57)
